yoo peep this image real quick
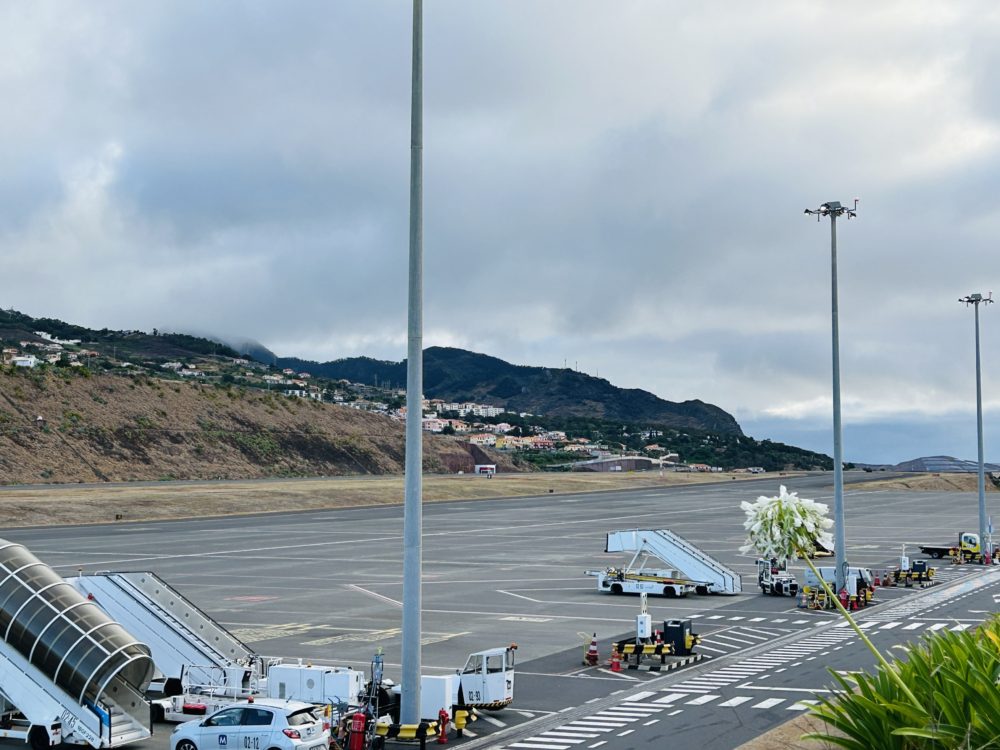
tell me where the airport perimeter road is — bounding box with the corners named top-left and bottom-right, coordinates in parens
top-left (1, 472), bottom-right (997, 749)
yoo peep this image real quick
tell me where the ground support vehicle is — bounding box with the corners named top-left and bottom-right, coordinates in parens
top-left (613, 619), bottom-right (700, 667)
top-left (454, 646), bottom-right (515, 711)
top-left (756, 558), bottom-right (799, 596)
top-left (882, 558), bottom-right (935, 587)
top-left (591, 529), bottom-right (742, 595)
top-left (802, 566), bottom-right (875, 610)
top-left (154, 662), bottom-right (364, 725)
top-left (0, 540), bottom-right (154, 749)
top-left (918, 531), bottom-right (998, 563)
top-left (170, 699), bottom-right (328, 750)
top-left (586, 567), bottom-right (696, 598)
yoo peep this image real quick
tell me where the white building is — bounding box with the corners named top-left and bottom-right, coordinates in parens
top-left (12, 355), bottom-right (37, 368)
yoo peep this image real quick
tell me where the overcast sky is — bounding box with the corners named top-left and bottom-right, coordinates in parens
top-left (2, 2), bottom-right (1000, 463)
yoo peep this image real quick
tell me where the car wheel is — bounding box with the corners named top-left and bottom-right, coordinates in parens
top-left (610, 584), bottom-right (623, 594)
top-left (176, 740), bottom-right (198, 750)
top-left (695, 585), bottom-right (709, 596)
top-left (663, 586), bottom-right (676, 598)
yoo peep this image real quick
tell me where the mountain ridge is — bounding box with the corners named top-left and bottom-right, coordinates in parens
top-left (269, 346), bottom-right (744, 435)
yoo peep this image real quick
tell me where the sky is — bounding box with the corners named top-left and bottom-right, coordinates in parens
top-left (2, 2), bottom-right (1000, 464)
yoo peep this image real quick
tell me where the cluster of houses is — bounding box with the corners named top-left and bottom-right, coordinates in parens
top-left (2, 332), bottom-right (99, 369)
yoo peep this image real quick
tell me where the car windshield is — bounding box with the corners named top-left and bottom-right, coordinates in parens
top-left (286, 709), bottom-right (319, 727)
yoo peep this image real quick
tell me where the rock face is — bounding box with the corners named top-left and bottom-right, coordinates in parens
top-left (0, 370), bottom-right (517, 484)
top-left (275, 347), bottom-right (744, 435)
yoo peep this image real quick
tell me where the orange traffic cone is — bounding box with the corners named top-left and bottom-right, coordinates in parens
top-left (873, 572), bottom-right (880, 587)
top-left (585, 634), bottom-right (599, 666)
top-left (610, 647), bottom-right (621, 672)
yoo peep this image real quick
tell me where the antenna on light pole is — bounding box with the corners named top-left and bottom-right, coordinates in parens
top-left (804, 199), bottom-right (858, 594)
top-left (960, 292), bottom-right (993, 563)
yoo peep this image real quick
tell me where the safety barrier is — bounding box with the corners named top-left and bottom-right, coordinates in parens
top-left (451, 706), bottom-right (477, 738)
top-left (374, 720), bottom-right (438, 748)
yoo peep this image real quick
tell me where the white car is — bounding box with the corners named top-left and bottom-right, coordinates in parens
top-left (171, 699), bottom-right (328, 750)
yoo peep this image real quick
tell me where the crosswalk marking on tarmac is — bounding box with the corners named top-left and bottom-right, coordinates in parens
top-left (717, 697), bottom-right (752, 707)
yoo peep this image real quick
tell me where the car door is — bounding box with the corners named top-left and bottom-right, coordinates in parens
top-left (240, 707), bottom-right (275, 750)
top-left (201, 707), bottom-right (246, 750)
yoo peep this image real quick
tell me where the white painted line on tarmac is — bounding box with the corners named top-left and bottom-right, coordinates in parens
top-left (587, 742), bottom-right (606, 749)
top-left (788, 700), bottom-right (819, 711)
top-left (345, 584), bottom-right (402, 607)
top-left (696, 644), bottom-right (728, 654)
top-left (643, 719), bottom-right (659, 726)
top-left (752, 698), bottom-right (785, 709)
top-left (536, 736), bottom-right (586, 745)
top-left (596, 668), bottom-right (638, 680)
top-left (653, 693), bottom-right (689, 704)
top-left (685, 695), bottom-right (719, 705)
top-left (717, 697), bottom-right (752, 707)
top-left (509, 743), bottom-right (571, 750)
top-left (617, 730), bottom-right (634, 737)
top-left (902, 623), bottom-right (922, 630)
top-left (624, 691), bottom-right (655, 701)
top-left (929, 623), bottom-right (948, 631)
top-left (545, 730), bottom-right (599, 739)
top-left (497, 590), bottom-right (544, 603)
top-left (480, 715), bottom-right (507, 728)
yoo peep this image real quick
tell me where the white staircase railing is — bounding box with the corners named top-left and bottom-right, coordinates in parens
top-left (606, 529), bottom-right (742, 594)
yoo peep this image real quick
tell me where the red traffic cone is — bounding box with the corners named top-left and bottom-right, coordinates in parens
top-left (610, 647), bottom-right (621, 672)
top-left (585, 634), bottom-right (599, 666)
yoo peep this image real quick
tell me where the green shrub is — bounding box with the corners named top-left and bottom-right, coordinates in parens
top-left (807, 615), bottom-right (1000, 749)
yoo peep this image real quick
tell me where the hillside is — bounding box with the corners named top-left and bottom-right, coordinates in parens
top-left (0, 308), bottom-right (241, 361)
top-left (274, 347), bottom-right (743, 435)
top-left (0, 368), bottom-right (518, 484)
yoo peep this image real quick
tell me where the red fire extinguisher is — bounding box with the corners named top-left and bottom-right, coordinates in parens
top-left (347, 711), bottom-right (366, 750)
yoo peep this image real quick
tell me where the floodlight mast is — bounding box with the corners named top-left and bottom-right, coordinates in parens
top-left (402, 0), bottom-right (423, 725)
top-left (804, 199), bottom-right (858, 594)
top-left (960, 292), bottom-right (993, 563)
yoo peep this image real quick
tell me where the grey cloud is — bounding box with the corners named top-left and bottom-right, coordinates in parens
top-left (2, 2), bottom-right (1000, 463)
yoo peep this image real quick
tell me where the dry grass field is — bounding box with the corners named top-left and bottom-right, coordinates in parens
top-left (852, 472), bottom-right (996, 493)
top-left (0, 470), bottom-right (786, 527)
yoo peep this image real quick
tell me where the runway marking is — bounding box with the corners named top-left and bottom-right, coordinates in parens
top-left (789, 700), bottom-right (819, 711)
top-left (346, 584), bottom-right (402, 607)
top-left (685, 695), bottom-right (719, 705)
top-left (480, 715), bottom-right (507, 728)
top-left (596, 668), bottom-right (638, 680)
top-left (301, 628), bottom-right (468, 647)
top-left (717, 697), bottom-right (751, 707)
top-left (227, 622), bottom-right (316, 642)
top-left (502, 615), bottom-right (553, 622)
top-left (498, 590), bottom-right (545, 604)
top-left (752, 698), bottom-right (784, 709)
top-left (654, 693), bottom-right (689, 704)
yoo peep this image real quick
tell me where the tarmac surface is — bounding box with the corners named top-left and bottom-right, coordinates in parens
top-left (2, 471), bottom-right (998, 749)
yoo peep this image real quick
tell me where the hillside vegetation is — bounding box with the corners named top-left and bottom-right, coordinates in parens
top-left (0, 368), bottom-right (516, 484)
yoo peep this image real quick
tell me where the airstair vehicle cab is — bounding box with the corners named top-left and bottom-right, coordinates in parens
top-left (0, 540), bottom-right (154, 749)
top-left (457, 646), bottom-right (515, 709)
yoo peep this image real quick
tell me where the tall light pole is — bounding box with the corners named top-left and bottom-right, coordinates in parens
top-left (804, 199), bottom-right (858, 593)
top-left (960, 292), bottom-right (992, 563)
top-left (401, 0), bottom-right (423, 725)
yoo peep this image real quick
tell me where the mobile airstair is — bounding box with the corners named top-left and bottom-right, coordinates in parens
top-left (605, 529), bottom-right (742, 594)
top-left (66, 571), bottom-right (256, 691)
top-left (0, 540), bottom-right (154, 749)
